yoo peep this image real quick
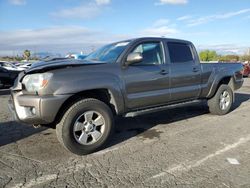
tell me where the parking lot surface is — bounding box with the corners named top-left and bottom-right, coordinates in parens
top-left (0, 79), bottom-right (250, 188)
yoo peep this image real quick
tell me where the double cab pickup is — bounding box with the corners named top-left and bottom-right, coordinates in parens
top-left (9, 37), bottom-right (244, 155)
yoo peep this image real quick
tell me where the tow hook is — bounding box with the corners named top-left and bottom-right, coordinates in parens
top-left (33, 124), bottom-right (41, 128)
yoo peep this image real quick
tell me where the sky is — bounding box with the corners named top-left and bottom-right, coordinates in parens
top-left (0, 0), bottom-right (250, 56)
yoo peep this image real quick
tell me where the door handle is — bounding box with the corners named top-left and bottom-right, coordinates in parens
top-left (193, 67), bottom-right (199, 72)
top-left (160, 69), bottom-right (168, 75)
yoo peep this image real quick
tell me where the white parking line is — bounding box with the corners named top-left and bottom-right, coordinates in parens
top-left (8, 145), bottom-right (120, 188)
top-left (151, 135), bottom-right (250, 179)
top-left (94, 147), bottom-right (119, 155)
top-left (24, 174), bottom-right (58, 188)
top-left (10, 146), bottom-right (119, 188)
top-left (12, 174), bottom-right (58, 188)
top-left (151, 172), bottom-right (167, 179)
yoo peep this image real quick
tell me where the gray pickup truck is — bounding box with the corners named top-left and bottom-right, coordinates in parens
top-left (9, 37), bottom-right (244, 155)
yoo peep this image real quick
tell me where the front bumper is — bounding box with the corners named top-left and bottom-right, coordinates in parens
top-left (234, 78), bottom-right (244, 90)
top-left (8, 91), bottom-right (70, 125)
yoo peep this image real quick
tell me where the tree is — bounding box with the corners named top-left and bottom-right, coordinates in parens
top-left (199, 50), bottom-right (218, 61)
top-left (219, 55), bottom-right (240, 62)
top-left (23, 50), bottom-right (31, 61)
top-left (240, 55), bottom-right (250, 62)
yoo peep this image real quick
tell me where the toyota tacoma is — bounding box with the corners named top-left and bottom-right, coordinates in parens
top-left (9, 37), bottom-right (244, 155)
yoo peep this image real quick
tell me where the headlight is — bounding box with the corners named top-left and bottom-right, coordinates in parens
top-left (22, 73), bottom-right (53, 92)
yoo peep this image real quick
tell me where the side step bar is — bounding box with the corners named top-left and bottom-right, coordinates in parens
top-left (124, 100), bottom-right (203, 117)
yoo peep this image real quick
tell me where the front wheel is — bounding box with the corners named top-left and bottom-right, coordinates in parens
top-left (56, 98), bottom-right (114, 155)
top-left (207, 84), bottom-right (233, 115)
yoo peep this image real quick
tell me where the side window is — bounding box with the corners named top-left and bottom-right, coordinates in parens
top-left (132, 42), bottom-right (163, 65)
top-left (168, 42), bottom-right (194, 63)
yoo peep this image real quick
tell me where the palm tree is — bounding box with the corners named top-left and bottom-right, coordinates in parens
top-left (23, 50), bottom-right (31, 61)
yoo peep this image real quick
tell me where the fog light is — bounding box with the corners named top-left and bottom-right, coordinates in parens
top-left (30, 107), bottom-right (36, 115)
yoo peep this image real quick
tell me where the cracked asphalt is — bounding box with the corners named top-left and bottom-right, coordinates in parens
top-left (0, 79), bottom-right (250, 188)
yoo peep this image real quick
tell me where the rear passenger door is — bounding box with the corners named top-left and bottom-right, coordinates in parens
top-left (166, 42), bottom-right (201, 101)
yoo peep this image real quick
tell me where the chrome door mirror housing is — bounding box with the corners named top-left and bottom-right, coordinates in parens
top-left (125, 52), bottom-right (143, 66)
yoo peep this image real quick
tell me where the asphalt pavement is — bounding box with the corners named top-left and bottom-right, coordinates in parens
top-left (0, 79), bottom-right (250, 188)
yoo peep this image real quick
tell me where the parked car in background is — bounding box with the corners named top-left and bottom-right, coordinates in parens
top-left (0, 67), bottom-right (20, 89)
top-left (44, 57), bottom-right (69, 62)
top-left (66, 54), bottom-right (87, 60)
top-left (17, 63), bottom-right (32, 70)
top-left (0, 61), bottom-right (25, 71)
top-left (242, 62), bottom-right (250, 77)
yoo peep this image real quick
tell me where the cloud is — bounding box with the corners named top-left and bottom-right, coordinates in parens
top-left (177, 15), bottom-right (192, 21)
top-left (51, 0), bottom-right (111, 19)
top-left (187, 8), bottom-right (250, 26)
top-left (141, 26), bottom-right (178, 36)
top-left (0, 26), bottom-right (128, 56)
top-left (0, 24), bottom-right (248, 57)
top-left (245, 15), bottom-right (250, 19)
top-left (153, 19), bottom-right (170, 27)
top-left (156, 0), bottom-right (188, 5)
top-left (51, 4), bottom-right (100, 19)
top-left (140, 19), bottom-right (179, 37)
top-left (95, 0), bottom-right (111, 5)
top-left (197, 44), bottom-right (248, 55)
top-left (8, 0), bottom-right (26, 5)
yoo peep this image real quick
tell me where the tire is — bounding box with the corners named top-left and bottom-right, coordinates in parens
top-left (207, 84), bottom-right (233, 115)
top-left (56, 98), bottom-right (114, 155)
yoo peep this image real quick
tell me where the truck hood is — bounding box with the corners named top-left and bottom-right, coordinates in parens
top-left (26, 58), bottom-right (106, 74)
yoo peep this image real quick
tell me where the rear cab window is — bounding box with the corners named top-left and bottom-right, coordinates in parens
top-left (167, 42), bottom-right (194, 63)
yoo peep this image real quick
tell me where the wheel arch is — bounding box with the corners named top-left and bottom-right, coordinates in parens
top-left (49, 88), bottom-right (122, 128)
top-left (207, 76), bottom-right (235, 100)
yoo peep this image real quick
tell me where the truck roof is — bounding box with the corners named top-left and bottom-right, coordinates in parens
top-left (133, 37), bottom-right (191, 43)
top-left (113, 37), bottom-right (192, 45)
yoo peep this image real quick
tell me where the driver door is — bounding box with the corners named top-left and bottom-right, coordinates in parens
top-left (122, 40), bottom-right (170, 109)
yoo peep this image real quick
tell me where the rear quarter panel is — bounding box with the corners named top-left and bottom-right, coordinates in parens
top-left (200, 63), bottom-right (243, 98)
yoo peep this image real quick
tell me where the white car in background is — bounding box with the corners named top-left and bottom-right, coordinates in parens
top-left (0, 61), bottom-right (25, 71)
top-left (17, 63), bottom-right (32, 70)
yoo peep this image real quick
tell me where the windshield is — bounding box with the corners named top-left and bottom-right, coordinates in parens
top-left (85, 41), bottom-right (130, 63)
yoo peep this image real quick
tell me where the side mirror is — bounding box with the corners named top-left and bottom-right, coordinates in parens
top-left (125, 52), bottom-right (143, 66)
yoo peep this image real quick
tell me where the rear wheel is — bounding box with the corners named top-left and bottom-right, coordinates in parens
top-left (207, 84), bottom-right (233, 115)
top-left (56, 98), bottom-right (114, 155)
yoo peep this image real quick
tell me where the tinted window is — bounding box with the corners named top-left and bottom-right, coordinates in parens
top-left (168, 42), bottom-right (194, 63)
top-left (132, 42), bottom-right (163, 65)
